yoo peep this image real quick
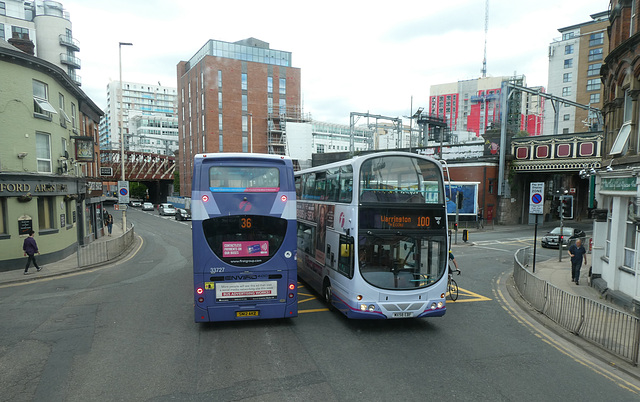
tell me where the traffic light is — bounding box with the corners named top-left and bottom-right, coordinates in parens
top-left (456, 192), bottom-right (464, 209)
top-left (561, 196), bottom-right (574, 219)
top-left (454, 222), bottom-right (458, 231)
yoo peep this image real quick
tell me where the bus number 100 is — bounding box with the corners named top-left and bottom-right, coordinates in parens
top-left (417, 216), bottom-right (430, 227)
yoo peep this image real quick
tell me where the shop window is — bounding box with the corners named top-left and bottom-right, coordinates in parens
top-left (623, 217), bottom-right (636, 269)
top-left (0, 198), bottom-right (6, 235)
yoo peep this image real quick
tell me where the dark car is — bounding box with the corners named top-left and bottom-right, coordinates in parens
top-left (175, 208), bottom-right (191, 221)
top-left (541, 227), bottom-right (586, 249)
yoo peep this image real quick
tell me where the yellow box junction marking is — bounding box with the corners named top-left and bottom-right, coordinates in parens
top-left (447, 287), bottom-right (492, 303)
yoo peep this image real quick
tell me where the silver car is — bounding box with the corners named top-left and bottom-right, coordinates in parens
top-left (158, 203), bottom-right (176, 216)
top-left (142, 202), bottom-right (154, 211)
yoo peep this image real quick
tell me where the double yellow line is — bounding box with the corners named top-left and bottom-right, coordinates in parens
top-left (494, 274), bottom-right (640, 394)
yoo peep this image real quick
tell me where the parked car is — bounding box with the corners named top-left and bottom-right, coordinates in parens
top-left (158, 203), bottom-right (176, 216)
top-left (129, 200), bottom-right (142, 207)
top-left (175, 208), bottom-right (191, 221)
top-left (541, 227), bottom-right (586, 249)
top-left (142, 202), bottom-right (154, 211)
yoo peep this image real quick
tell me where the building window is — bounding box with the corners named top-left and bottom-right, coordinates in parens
top-left (605, 200), bottom-right (612, 257)
top-left (632, 0), bottom-right (637, 36)
top-left (37, 197), bottom-right (55, 230)
top-left (267, 96), bottom-right (273, 114)
top-left (242, 94), bottom-right (247, 111)
top-left (562, 87), bottom-right (571, 97)
top-left (317, 144), bottom-right (325, 153)
top-left (242, 115), bottom-right (248, 132)
top-left (624, 219), bottom-right (636, 269)
top-left (36, 132), bottom-right (51, 173)
top-left (33, 80), bottom-right (56, 117)
top-left (71, 102), bottom-right (77, 129)
top-left (279, 98), bottom-right (286, 114)
top-left (241, 73), bottom-right (247, 90)
top-left (562, 128), bottom-right (569, 134)
top-left (563, 73), bottom-right (572, 83)
top-left (589, 32), bottom-right (604, 47)
top-left (564, 59), bottom-right (573, 69)
top-left (58, 93), bottom-right (71, 127)
top-left (267, 76), bottom-right (273, 93)
top-left (562, 32), bottom-right (575, 40)
top-left (218, 113), bottom-right (223, 131)
top-left (217, 70), bottom-right (222, 88)
top-left (11, 26), bottom-right (29, 40)
top-left (218, 92), bottom-right (222, 110)
top-left (65, 199), bottom-right (73, 227)
top-left (587, 63), bottom-right (601, 77)
top-left (0, 23), bottom-right (4, 40)
top-left (279, 78), bottom-right (286, 95)
top-left (588, 48), bottom-right (603, 62)
top-left (586, 79), bottom-right (601, 91)
top-left (242, 136), bottom-right (248, 153)
top-left (0, 2), bottom-right (5, 16)
top-left (219, 133), bottom-right (223, 152)
top-left (564, 44), bottom-right (574, 55)
top-left (563, 114), bottom-right (570, 121)
top-left (589, 93), bottom-right (601, 104)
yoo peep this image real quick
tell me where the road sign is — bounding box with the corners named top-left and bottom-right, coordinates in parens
top-left (100, 167), bottom-right (113, 176)
top-left (118, 181), bottom-right (130, 205)
top-left (529, 182), bottom-right (544, 215)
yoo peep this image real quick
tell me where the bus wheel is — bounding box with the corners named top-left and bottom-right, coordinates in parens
top-left (323, 281), bottom-right (335, 311)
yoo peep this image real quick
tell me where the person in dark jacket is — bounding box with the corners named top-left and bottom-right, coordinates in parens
top-left (23, 229), bottom-right (42, 274)
top-left (105, 212), bottom-right (113, 236)
top-left (568, 238), bottom-right (587, 285)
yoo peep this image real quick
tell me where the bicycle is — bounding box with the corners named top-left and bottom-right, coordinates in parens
top-left (448, 267), bottom-right (461, 301)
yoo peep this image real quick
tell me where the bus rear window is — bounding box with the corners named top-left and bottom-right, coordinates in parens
top-left (209, 167), bottom-right (280, 192)
top-left (203, 215), bottom-right (287, 267)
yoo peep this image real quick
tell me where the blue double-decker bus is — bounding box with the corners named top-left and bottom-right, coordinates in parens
top-left (192, 153), bottom-right (298, 322)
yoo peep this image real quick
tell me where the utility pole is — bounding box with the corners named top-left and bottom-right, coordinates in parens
top-left (558, 194), bottom-right (564, 262)
top-left (118, 41), bottom-right (133, 231)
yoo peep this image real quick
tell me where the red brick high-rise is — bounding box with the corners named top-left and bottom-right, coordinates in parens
top-left (176, 38), bottom-right (301, 196)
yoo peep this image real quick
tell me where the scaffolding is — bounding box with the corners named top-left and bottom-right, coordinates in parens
top-left (267, 105), bottom-right (310, 156)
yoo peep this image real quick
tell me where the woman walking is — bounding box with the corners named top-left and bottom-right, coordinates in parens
top-left (23, 230), bottom-right (42, 275)
top-left (105, 212), bottom-right (113, 236)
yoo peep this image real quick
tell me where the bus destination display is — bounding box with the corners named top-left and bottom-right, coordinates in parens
top-left (359, 208), bottom-right (445, 230)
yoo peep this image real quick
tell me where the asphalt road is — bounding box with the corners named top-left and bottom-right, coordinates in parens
top-left (1, 212), bottom-right (638, 401)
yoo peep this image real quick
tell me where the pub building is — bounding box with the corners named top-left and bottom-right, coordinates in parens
top-left (0, 39), bottom-right (105, 271)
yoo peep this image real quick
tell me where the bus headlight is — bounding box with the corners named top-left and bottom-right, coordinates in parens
top-left (430, 303), bottom-right (437, 310)
top-left (368, 304), bottom-right (375, 312)
top-left (360, 304), bottom-right (367, 311)
top-left (437, 302), bottom-right (444, 309)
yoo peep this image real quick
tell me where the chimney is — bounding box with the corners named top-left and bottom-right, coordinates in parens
top-left (8, 38), bottom-right (35, 55)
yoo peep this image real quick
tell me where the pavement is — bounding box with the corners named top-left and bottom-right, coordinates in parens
top-left (0, 219), bottom-right (133, 287)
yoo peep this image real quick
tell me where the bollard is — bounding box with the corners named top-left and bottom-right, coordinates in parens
top-left (462, 229), bottom-right (469, 242)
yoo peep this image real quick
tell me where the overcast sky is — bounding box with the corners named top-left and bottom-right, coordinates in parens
top-left (64, 0), bottom-right (607, 124)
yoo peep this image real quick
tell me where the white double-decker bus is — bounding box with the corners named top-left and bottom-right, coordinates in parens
top-left (296, 151), bottom-right (449, 319)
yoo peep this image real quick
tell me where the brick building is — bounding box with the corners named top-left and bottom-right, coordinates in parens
top-left (176, 38), bottom-right (301, 196)
top-left (591, 0), bottom-right (640, 309)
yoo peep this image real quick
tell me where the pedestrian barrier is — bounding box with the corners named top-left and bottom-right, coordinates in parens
top-left (513, 247), bottom-right (640, 366)
top-left (77, 224), bottom-right (135, 268)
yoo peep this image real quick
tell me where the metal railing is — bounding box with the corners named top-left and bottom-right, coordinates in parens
top-left (77, 224), bottom-right (135, 268)
top-left (514, 247), bottom-right (640, 366)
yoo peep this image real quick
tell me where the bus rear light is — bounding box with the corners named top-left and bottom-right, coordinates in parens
top-left (288, 283), bottom-right (295, 290)
top-left (196, 287), bottom-right (204, 295)
top-left (288, 293), bottom-right (294, 299)
top-left (201, 195), bottom-right (209, 202)
top-left (356, 295), bottom-right (363, 301)
top-left (198, 297), bottom-right (204, 303)
top-left (368, 304), bottom-right (375, 312)
top-left (281, 195), bottom-right (287, 202)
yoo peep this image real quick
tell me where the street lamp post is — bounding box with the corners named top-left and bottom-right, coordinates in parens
top-left (119, 42), bottom-right (132, 231)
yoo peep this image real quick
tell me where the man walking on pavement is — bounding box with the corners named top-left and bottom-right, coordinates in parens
top-left (23, 229), bottom-right (42, 275)
top-left (568, 238), bottom-right (587, 285)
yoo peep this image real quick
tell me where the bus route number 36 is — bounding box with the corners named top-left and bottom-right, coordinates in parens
top-left (241, 218), bottom-right (252, 229)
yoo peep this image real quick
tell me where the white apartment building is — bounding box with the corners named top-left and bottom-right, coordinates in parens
top-left (0, 0), bottom-right (81, 85)
top-left (99, 81), bottom-right (178, 155)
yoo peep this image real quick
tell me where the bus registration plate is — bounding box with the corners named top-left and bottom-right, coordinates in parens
top-left (236, 310), bottom-right (259, 317)
top-left (393, 312), bottom-right (413, 318)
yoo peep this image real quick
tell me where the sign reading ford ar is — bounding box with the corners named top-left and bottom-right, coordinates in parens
top-left (0, 177), bottom-right (78, 196)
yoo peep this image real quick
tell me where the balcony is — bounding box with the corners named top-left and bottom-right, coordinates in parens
top-left (69, 73), bottom-right (82, 86)
top-left (60, 53), bottom-right (81, 69)
top-left (59, 34), bottom-right (80, 51)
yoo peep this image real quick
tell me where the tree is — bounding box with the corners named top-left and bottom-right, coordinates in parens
top-left (173, 171), bottom-right (180, 193)
top-left (129, 182), bottom-right (147, 200)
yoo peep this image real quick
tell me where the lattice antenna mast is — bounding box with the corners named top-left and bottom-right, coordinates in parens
top-left (481, 0), bottom-right (489, 78)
